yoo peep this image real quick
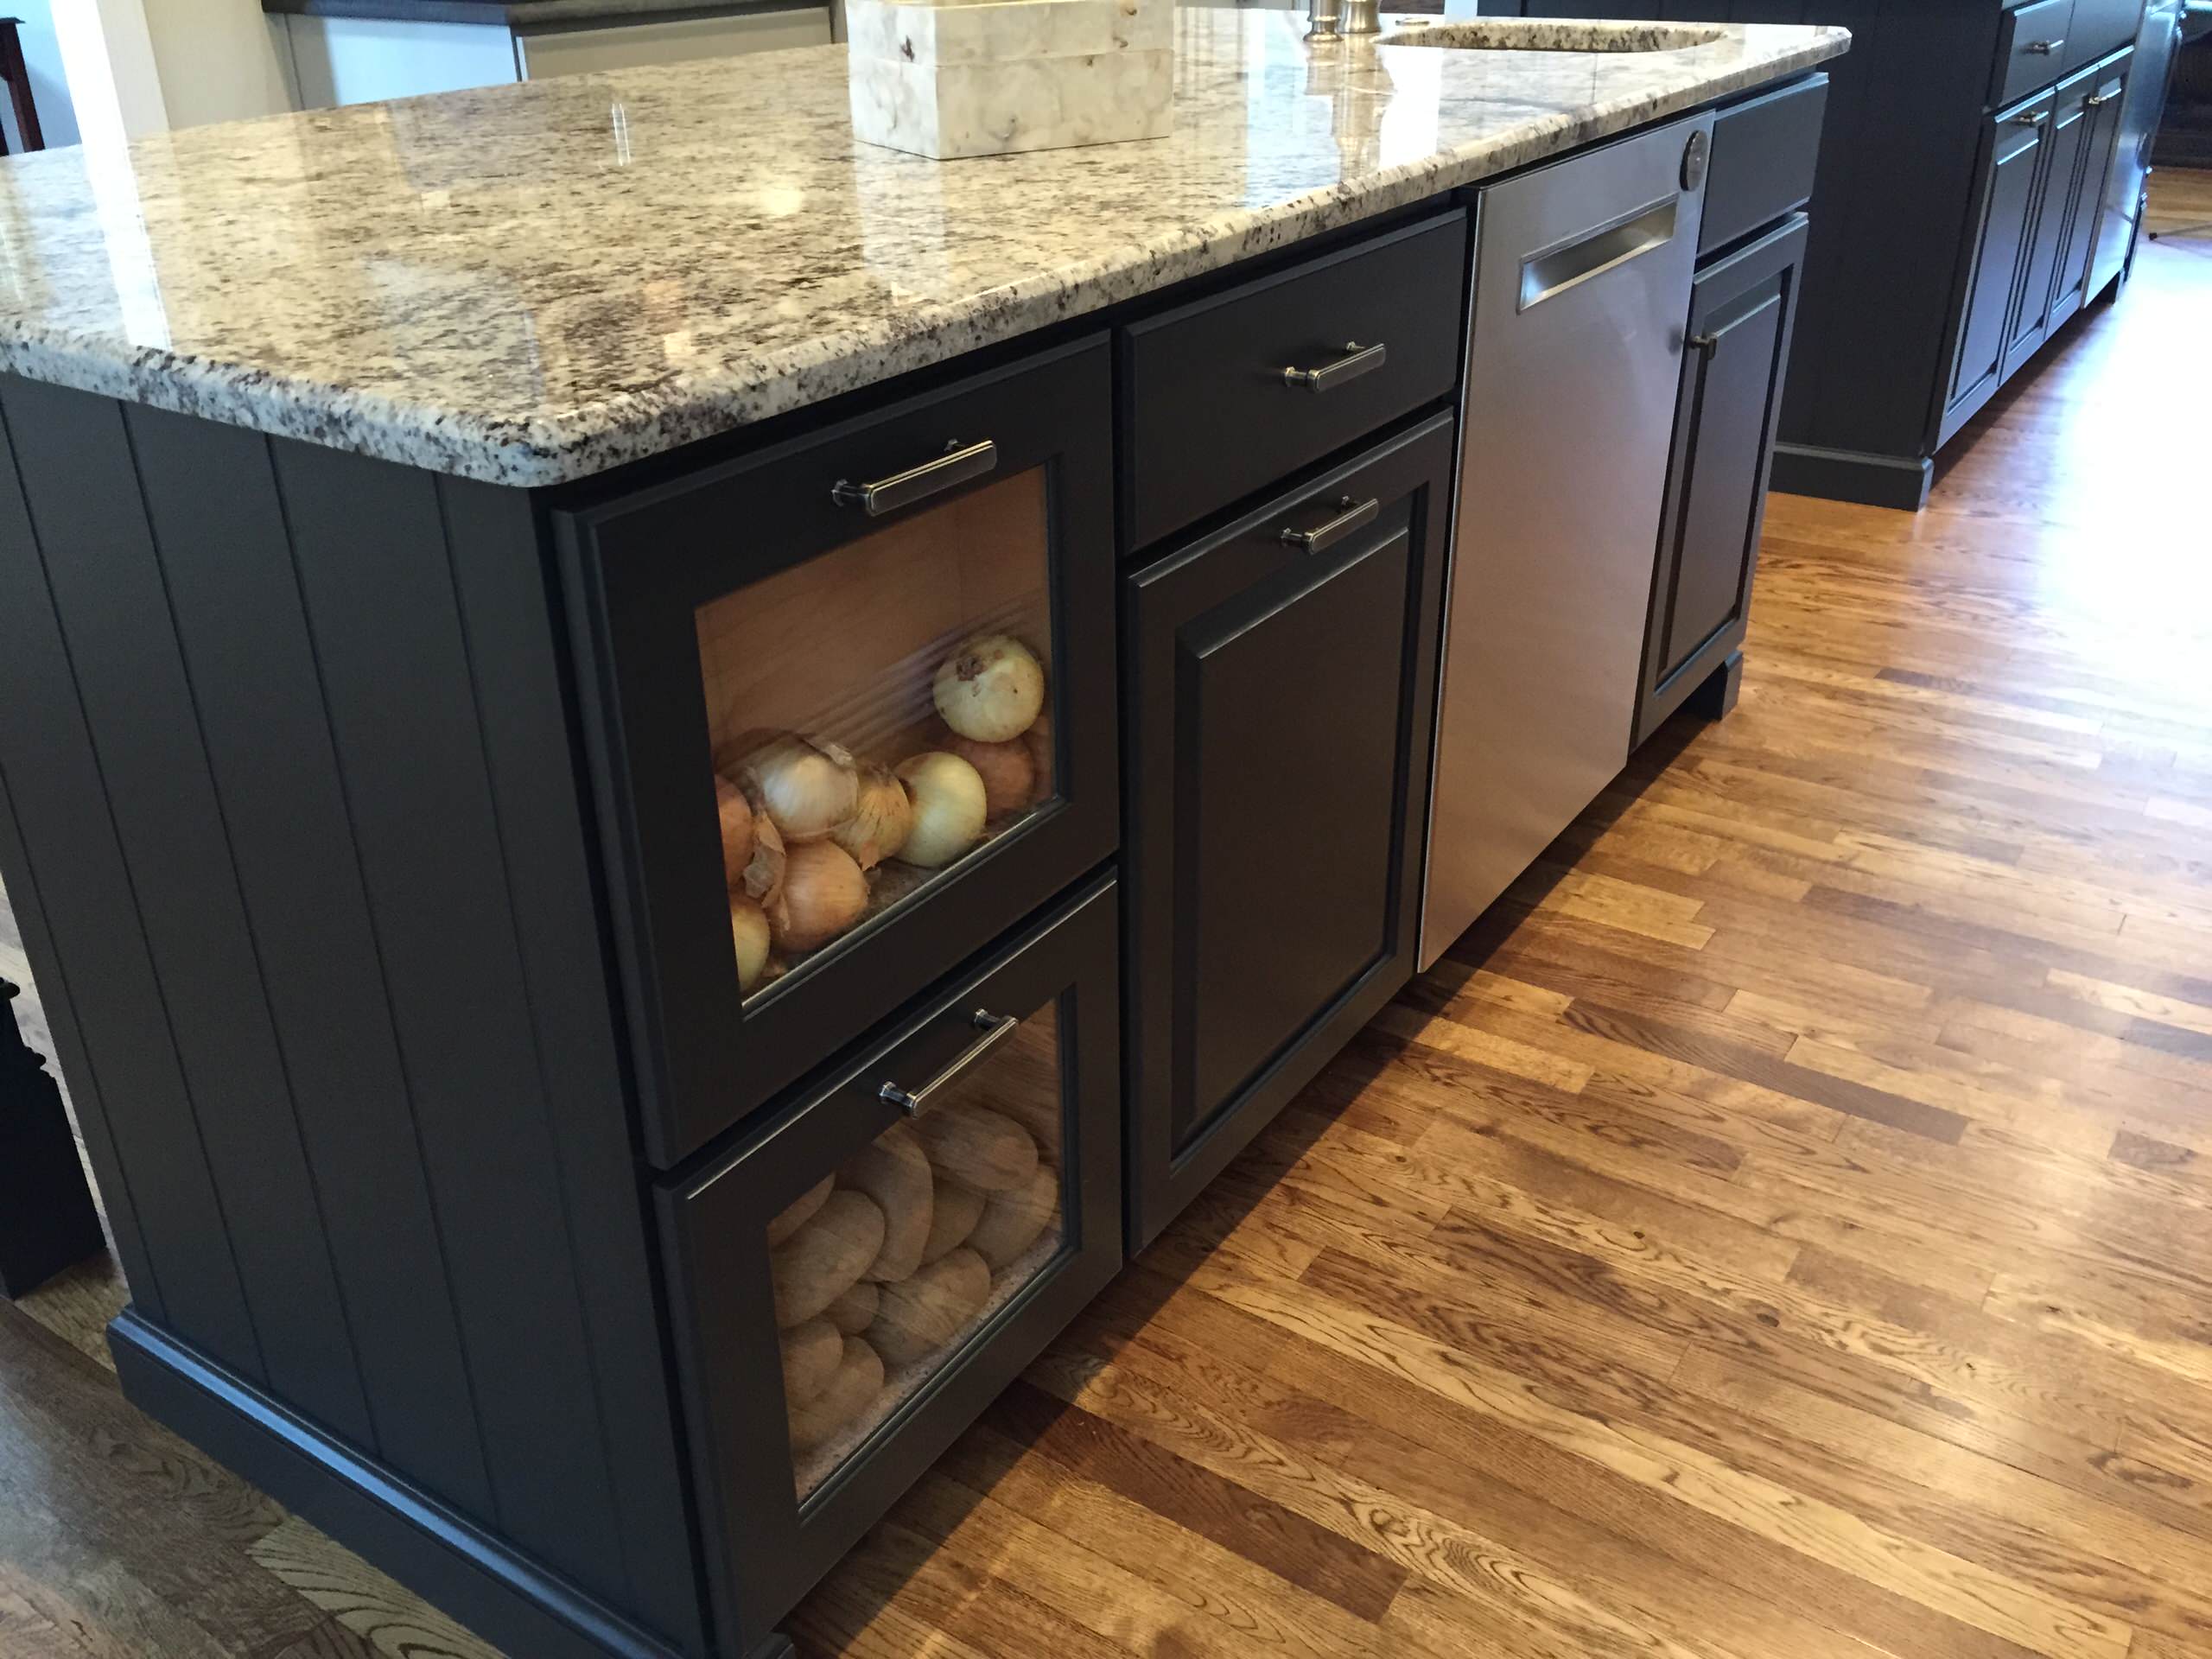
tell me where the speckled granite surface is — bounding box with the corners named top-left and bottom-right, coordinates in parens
top-left (0, 11), bottom-right (1846, 485)
top-left (264, 0), bottom-right (798, 26)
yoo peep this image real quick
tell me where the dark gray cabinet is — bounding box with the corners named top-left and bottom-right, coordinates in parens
top-left (1635, 216), bottom-right (1808, 748)
top-left (1122, 415), bottom-right (1452, 1249)
top-left (1948, 93), bottom-right (2052, 430)
top-left (2005, 72), bottom-right (2096, 377)
top-left (2050, 51), bottom-right (2133, 327)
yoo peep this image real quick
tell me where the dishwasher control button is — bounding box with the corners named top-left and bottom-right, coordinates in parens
top-left (1681, 130), bottom-right (1709, 191)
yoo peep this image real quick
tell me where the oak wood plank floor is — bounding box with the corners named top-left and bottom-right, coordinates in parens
top-left (3, 170), bottom-right (2209, 1659)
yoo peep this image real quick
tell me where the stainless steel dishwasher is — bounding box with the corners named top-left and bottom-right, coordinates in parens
top-left (1421, 113), bottom-right (1712, 970)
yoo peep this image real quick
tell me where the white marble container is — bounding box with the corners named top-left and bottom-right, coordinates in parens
top-left (847, 0), bottom-right (1173, 162)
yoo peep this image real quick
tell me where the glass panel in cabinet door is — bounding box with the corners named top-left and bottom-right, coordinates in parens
top-left (767, 1001), bottom-right (1069, 1498)
top-left (697, 468), bottom-right (1059, 1000)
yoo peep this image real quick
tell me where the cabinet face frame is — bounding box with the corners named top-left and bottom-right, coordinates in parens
top-left (555, 337), bottom-right (1117, 1166)
top-left (1635, 213), bottom-right (1808, 750)
top-left (1122, 412), bottom-right (1454, 1250)
top-left (1940, 88), bottom-right (2056, 445)
top-left (655, 874), bottom-right (1122, 1656)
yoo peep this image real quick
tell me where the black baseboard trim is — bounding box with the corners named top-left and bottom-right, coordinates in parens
top-left (110, 1311), bottom-right (694, 1659)
top-left (1770, 442), bottom-right (1934, 511)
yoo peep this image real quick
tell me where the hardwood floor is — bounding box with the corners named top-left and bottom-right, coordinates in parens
top-left (4, 172), bottom-right (2211, 1659)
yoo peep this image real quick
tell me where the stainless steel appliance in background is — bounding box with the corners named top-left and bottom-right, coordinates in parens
top-left (2100, 0), bottom-right (2188, 276)
top-left (1421, 114), bottom-right (1711, 970)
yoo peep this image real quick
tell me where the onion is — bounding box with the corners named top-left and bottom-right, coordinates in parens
top-left (729, 897), bottom-right (772, 991)
top-left (741, 733), bottom-right (857, 842)
top-left (768, 840), bottom-right (870, 953)
top-left (943, 734), bottom-right (1036, 819)
top-left (933, 634), bottom-right (1046, 743)
top-left (741, 809), bottom-right (786, 907)
top-left (834, 766), bottom-right (913, 870)
top-left (715, 775), bottom-right (756, 891)
top-left (1022, 710), bottom-right (1053, 791)
top-left (895, 752), bottom-right (988, 868)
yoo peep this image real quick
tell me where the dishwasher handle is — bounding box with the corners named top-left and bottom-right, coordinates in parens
top-left (1516, 195), bottom-right (1681, 314)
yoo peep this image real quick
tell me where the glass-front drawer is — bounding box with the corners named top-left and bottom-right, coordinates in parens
top-left (557, 337), bottom-right (1116, 1164)
top-left (658, 873), bottom-right (1121, 1653)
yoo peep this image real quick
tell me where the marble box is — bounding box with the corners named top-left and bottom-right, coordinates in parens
top-left (847, 0), bottom-right (1173, 161)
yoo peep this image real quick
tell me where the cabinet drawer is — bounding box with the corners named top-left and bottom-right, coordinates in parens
top-left (1995, 0), bottom-right (2077, 105)
top-left (1122, 413), bottom-right (1453, 1249)
top-left (556, 336), bottom-right (1117, 1166)
top-left (2062, 0), bottom-right (2142, 73)
top-left (1117, 211), bottom-right (1468, 552)
top-left (659, 873), bottom-right (1122, 1652)
top-left (1701, 73), bottom-right (1827, 255)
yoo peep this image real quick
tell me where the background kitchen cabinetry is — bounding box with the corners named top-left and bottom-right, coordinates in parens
top-left (1636, 216), bottom-right (1808, 747)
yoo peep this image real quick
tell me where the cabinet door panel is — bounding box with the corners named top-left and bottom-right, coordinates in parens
top-left (1946, 96), bottom-right (2050, 430)
top-left (1125, 415), bottom-right (1453, 1249)
top-left (1185, 509), bottom-right (1404, 1128)
top-left (2006, 66), bottom-right (2097, 377)
top-left (2050, 52), bottom-right (2131, 327)
top-left (1636, 217), bottom-right (1806, 748)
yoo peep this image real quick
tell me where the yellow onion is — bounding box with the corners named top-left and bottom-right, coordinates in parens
top-left (932, 634), bottom-right (1046, 743)
top-left (895, 752), bottom-right (988, 868)
top-left (715, 774), bottom-right (755, 892)
top-left (768, 840), bottom-right (870, 953)
top-left (729, 897), bottom-right (771, 991)
top-left (741, 733), bottom-right (857, 842)
top-left (742, 810), bottom-right (785, 908)
top-left (943, 734), bottom-right (1036, 819)
top-left (833, 766), bottom-right (913, 870)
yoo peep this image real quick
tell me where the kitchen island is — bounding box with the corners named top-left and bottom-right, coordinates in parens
top-left (0, 14), bottom-right (1844, 1659)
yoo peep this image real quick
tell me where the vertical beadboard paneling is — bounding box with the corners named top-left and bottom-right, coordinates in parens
top-left (127, 404), bottom-right (495, 1508)
top-left (0, 380), bottom-right (377, 1443)
top-left (274, 438), bottom-right (631, 1605)
top-left (440, 476), bottom-right (708, 1654)
top-left (0, 379), bottom-right (257, 1370)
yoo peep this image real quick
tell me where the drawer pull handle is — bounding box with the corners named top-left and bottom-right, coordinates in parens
top-left (2024, 35), bottom-right (2063, 54)
top-left (879, 1008), bottom-right (1020, 1117)
top-left (1280, 495), bottom-right (1381, 554)
top-left (1282, 341), bottom-right (1387, 392)
top-left (2013, 109), bottom-right (2049, 126)
top-left (1688, 333), bottom-right (1721, 362)
top-left (832, 438), bottom-right (998, 517)
top-left (2085, 90), bottom-right (2115, 108)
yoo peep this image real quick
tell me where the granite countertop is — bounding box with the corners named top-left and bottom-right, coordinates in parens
top-left (0, 12), bottom-right (1847, 486)
top-left (263, 0), bottom-right (804, 29)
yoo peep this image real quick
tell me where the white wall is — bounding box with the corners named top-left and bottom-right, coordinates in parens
top-left (7, 1), bottom-right (79, 148)
top-left (138, 0), bottom-right (299, 126)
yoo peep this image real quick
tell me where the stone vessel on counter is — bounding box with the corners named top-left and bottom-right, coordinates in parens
top-left (847, 0), bottom-right (1173, 161)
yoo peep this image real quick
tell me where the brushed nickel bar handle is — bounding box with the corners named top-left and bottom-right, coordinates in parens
top-left (1279, 495), bottom-right (1380, 554)
top-left (1282, 341), bottom-right (1387, 391)
top-left (879, 1008), bottom-right (1020, 1117)
top-left (832, 438), bottom-right (998, 516)
top-left (2086, 89), bottom-right (2116, 108)
top-left (2013, 109), bottom-right (2049, 125)
top-left (2025, 35), bottom-right (2063, 54)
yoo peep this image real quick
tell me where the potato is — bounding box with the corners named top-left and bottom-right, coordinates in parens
top-left (965, 1166), bottom-right (1059, 1272)
top-left (920, 1179), bottom-right (984, 1265)
top-left (779, 1319), bottom-right (842, 1406)
top-left (842, 1122), bottom-right (934, 1284)
top-left (769, 1190), bottom-right (884, 1327)
top-left (823, 1279), bottom-right (879, 1336)
top-left (869, 1248), bottom-right (990, 1366)
top-left (787, 1337), bottom-right (884, 1453)
top-left (914, 1103), bottom-right (1038, 1194)
top-left (766, 1174), bottom-right (832, 1248)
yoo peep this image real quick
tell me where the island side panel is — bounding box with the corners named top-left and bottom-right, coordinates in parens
top-left (121, 403), bottom-right (498, 1519)
top-left (0, 382), bottom-right (261, 1371)
top-left (439, 474), bottom-right (709, 1657)
top-left (2, 379), bottom-right (382, 1446)
top-left (266, 436), bottom-right (639, 1608)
